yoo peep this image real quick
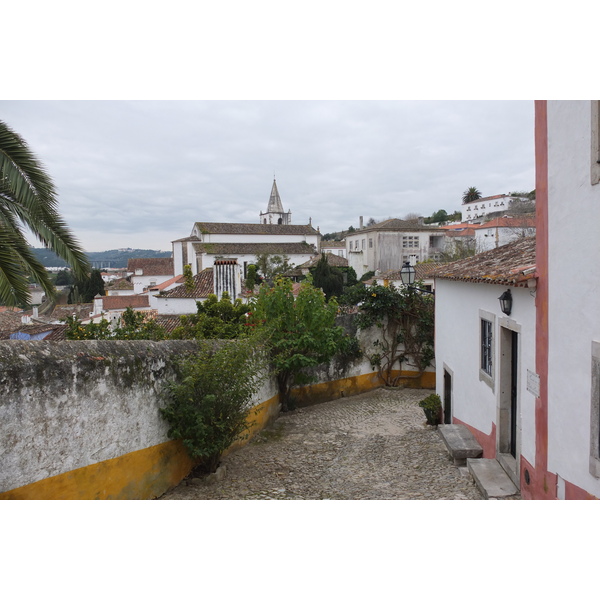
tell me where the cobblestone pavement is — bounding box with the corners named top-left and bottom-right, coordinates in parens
top-left (159, 387), bottom-right (487, 500)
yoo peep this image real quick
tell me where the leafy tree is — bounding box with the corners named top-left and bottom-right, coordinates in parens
top-left (55, 269), bottom-right (74, 286)
top-left (462, 186), bottom-right (482, 204)
top-left (170, 292), bottom-right (249, 340)
top-left (366, 217), bottom-right (377, 226)
top-left (161, 337), bottom-right (267, 473)
top-left (244, 264), bottom-right (262, 290)
top-left (248, 275), bottom-right (346, 411)
top-left (183, 264), bottom-right (194, 292)
top-left (438, 237), bottom-right (478, 263)
top-left (68, 268), bottom-right (104, 303)
top-left (0, 120), bottom-right (90, 306)
top-left (347, 225), bottom-right (356, 233)
top-left (254, 253), bottom-right (291, 282)
top-left (312, 254), bottom-right (344, 300)
top-left (349, 283), bottom-right (435, 386)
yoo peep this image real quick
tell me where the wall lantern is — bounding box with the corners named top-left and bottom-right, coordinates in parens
top-left (498, 289), bottom-right (513, 316)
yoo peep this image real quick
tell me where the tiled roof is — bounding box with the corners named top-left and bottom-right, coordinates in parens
top-left (352, 218), bottom-right (440, 234)
top-left (320, 240), bottom-right (346, 248)
top-left (171, 235), bottom-right (201, 243)
top-left (192, 241), bottom-right (317, 256)
top-left (102, 295), bottom-right (151, 310)
top-left (301, 253), bottom-right (349, 268)
top-left (478, 216), bottom-right (536, 229)
top-left (379, 263), bottom-right (445, 281)
top-left (160, 268), bottom-right (214, 299)
top-left (148, 274), bottom-right (185, 291)
top-left (51, 304), bottom-right (94, 321)
top-left (194, 222), bottom-right (319, 236)
top-left (106, 277), bottom-right (134, 290)
top-left (434, 236), bottom-right (536, 286)
top-left (127, 258), bottom-right (174, 276)
top-left (153, 315), bottom-right (186, 334)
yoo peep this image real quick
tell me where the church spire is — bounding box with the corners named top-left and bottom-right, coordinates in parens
top-left (260, 178), bottom-right (291, 225)
top-left (267, 178), bottom-right (284, 213)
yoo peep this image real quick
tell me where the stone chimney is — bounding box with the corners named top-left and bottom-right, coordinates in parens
top-left (359, 216), bottom-right (364, 229)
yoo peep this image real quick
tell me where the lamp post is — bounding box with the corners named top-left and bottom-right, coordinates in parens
top-left (399, 261), bottom-right (435, 295)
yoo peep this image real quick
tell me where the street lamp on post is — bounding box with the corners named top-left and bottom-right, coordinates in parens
top-left (400, 261), bottom-right (434, 295)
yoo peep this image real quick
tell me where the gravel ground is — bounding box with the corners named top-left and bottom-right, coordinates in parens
top-left (158, 387), bottom-right (487, 500)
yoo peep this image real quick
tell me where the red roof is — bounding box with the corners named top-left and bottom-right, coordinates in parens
top-left (102, 295), bottom-right (150, 310)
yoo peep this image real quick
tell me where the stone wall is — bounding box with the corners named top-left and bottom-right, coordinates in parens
top-left (0, 320), bottom-right (432, 499)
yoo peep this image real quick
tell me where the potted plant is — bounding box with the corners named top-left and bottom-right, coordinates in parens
top-left (418, 393), bottom-right (442, 427)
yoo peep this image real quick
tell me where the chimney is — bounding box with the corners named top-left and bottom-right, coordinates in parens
top-left (33, 306), bottom-right (38, 319)
top-left (359, 216), bottom-right (364, 229)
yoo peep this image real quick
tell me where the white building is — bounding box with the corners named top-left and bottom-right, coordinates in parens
top-left (475, 215), bottom-right (536, 252)
top-left (345, 218), bottom-right (445, 279)
top-left (434, 237), bottom-right (537, 493)
top-left (172, 180), bottom-right (320, 289)
top-left (127, 258), bottom-right (174, 294)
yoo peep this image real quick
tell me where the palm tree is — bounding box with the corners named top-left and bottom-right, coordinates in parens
top-left (462, 186), bottom-right (482, 204)
top-left (0, 120), bottom-right (89, 306)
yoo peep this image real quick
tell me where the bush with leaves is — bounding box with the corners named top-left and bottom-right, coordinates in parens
top-left (248, 275), bottom-right (346, 411)
top-left (160, 337), bottom-right (267, 473)
top-left (64, 307), bottom-right (166, 340)
top-left (170, 292), bottom-right (249, 340)
top-left (349, 283), bottom-right (434, 386)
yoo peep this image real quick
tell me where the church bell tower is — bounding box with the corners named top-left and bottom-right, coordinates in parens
top-left (259, 179), bottom-right (291, 225)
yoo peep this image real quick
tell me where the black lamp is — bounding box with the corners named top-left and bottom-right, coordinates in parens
top-left (498, 289), bottom-right (513, 315)
top-left (400, 261), bottom-right (416, 286)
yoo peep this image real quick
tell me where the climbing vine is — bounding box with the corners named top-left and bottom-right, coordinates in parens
top-left (348, 283), bottom-right (434, 386)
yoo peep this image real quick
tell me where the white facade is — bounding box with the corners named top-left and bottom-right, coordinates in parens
top-left (543, 101), bottom-right (600, 498)
top-left (475, 219), bottom-right (536, 253)
top-left (346, 221), bottom-right (445, 279)
top-left (435, 279), bottom-right (537, 484)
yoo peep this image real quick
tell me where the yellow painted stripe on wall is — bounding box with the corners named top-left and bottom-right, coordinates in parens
top-left (292, 369), bottom-right (435, 407)
top-left (1, 394), bottom-right (280, 501)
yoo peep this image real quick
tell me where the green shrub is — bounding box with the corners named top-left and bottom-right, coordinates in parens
top-left (418, 393), bottom-right (442, 426)
top-left (160, 337), bottom-right (267, 473)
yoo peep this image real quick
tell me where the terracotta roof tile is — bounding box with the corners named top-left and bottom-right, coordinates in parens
top-left (434, 236), bottom-right (536, 286)
top-left (127, 258), bottom-right (174, 276)
top-left (353, 218), bottom-right (440, 233)
top-left (160, 268), bottom-right (214, 299)
top-left (102, 295), bottom-right (151, 310)
top-left (194, 222), bottom-right (319, 236)
top-left (192, 241), bottom-right (317, 256)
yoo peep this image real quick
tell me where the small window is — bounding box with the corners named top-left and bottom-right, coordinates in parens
top-left (369, 238), bottom-right (373, 248)
top-left (361, 239), bottom-right (365, 249)
top-left (481, 319), bottom-right (493, 376)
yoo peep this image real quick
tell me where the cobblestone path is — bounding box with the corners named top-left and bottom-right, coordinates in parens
top-left (159, 387), bottom-right (485, 500)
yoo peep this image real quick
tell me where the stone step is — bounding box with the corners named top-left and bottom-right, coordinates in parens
top-left (438, 424), bottom-right (483, 465)
top-left (467, 458), bottom-right (519, 499)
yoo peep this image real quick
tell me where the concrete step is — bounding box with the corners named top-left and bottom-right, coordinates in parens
top-left (467, 458), bottom-right (519, 499)
top-left (438, 424), bottom-right (483, 465)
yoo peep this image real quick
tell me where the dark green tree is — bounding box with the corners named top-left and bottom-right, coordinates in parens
top-left (68, 268), bottom-right (104, 303)
top-left (312, 254), bottom-right (344, 301)
top-left (0, 120), bottom-right (89, 306)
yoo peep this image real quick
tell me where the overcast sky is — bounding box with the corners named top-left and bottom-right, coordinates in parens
top-left (1, 100), bottom-right (534, 253)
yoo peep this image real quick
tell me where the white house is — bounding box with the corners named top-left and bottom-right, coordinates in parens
top-left (345, 218), bottom-right (445, 279)
top-left (434, 236), bottom-right (537, 493)
top-left (171, 180), bottom-right (320, 286)
top-left (462, 193), bottom-right (532, 224)
top-left (127, 258), bottom-right (174, 294)
top-left (528, 100), bottom-right (600, 500)
top-left (475, 215), bottom-right (536, 253)
top-left (320, 240), bottom-right (346, 258)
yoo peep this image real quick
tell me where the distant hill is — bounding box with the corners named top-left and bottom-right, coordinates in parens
top-left (32, 248), bottom-right (172, 269)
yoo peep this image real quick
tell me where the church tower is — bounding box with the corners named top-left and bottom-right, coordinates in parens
top-left (259, 179), bottom-right (291, 225)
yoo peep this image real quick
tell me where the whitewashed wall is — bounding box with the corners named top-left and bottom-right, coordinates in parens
top-left (435, 279), bottom-right (537, 464)
top-left (546, 101), bottom-right (600, 497)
